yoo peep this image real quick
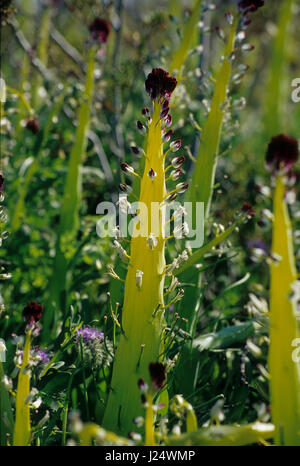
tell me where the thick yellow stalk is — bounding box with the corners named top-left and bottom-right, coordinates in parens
top-left (269, 175), bottom-right (300, 445)
top-left (103, 102), bottom-right (166, 435)
top-left (13, 331), bottom-right (31, 446)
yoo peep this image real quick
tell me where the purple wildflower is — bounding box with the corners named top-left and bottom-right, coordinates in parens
top-left (75, 326), bottom-right (104, 343)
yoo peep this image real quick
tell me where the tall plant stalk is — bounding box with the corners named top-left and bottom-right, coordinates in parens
top-left (269, 174), bottom-right (300, 445)
top-left (103, 100), bottom-right (167, 435)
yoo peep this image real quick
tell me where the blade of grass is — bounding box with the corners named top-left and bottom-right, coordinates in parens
top-left (166, 422), bottom-right (274, 446)
top-left (42, 46), bottom-right (95, 340)
top-left (264, 0), bottom-right (294, 139)
top-left (0, 361), bottom-right (14, 446)
top-left (179, 17), bottom-right (238, 331)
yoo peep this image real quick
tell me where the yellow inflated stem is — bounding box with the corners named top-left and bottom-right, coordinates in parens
top-left (268, 175), bottom-right (300, 445)
top-left (103, 102), bottom-right (166, 435)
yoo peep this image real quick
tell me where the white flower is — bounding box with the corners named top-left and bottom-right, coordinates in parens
top-left (0, 78), bottom-right (6, 103)
top-left (147, 233), bottom-right (157, 250)
top-left (174, 222), bottom-right (189, 238)
top-left (173, 205), bottom-right (187, 221)
top-left (117, 196), bottom-right (132, 214)
top-left (136, 270), bottom-right (144, 289)
top-left (0, 338), bottom-right (6, 353)
top-left (290, 281), bottom-right (300, 303)
top-left (113, 240), bottom-right (129, 263)
top-left (1, 375), bottom-right (12, 390)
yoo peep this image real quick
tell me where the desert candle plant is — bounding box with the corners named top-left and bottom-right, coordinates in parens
top-left (103, 68), bottom-right (188, 435)
top-left (266, 134), bottom-right (300, 446)
top-left (13, 302), bottom-right (43, 446)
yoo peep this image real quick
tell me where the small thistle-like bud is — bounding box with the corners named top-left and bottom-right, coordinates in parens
top-left (162, 129), bottom-right (174, 142)
top-left (171, 155), bottom-right (185, 168)
top-left (147, 233), bottom-right (157, 250)
top-left (175, 182), bottom-right (189, 194)
top-left (137, 120), bottom-right (146, 134)
top-left (136, 270), bottom-right (144, 289)
top-left (121, 162), bottom-right (135, 175)
top-left (149, 362), bottom-right (166, 390)
top-left (26, 118), bottom-right (39, 134)
top-left (170, 168), bottom-right (183, 181)
top-left (170, 139), bottom-right (182, 152)
top-left (23, 302), bottom-right (44, 327)
top-left (147, 168), bottom-right (157, 180)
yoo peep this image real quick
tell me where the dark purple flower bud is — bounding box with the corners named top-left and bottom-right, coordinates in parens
top-left (171, 155), bottom-right (185, 168)
top-left (170, 168), bottom-right (183, 181)
top-left (170, 139), bottom-right (182, 152)
top-left (145, 68), bottom-right (177, 101)
top-left (238, 0), bottom-right (264, 13)
top-left (225, 11), bottom-right (234, 25)
top-left (142, 107), bottom-right (150, 118)
top-left (147, 168), bottom-right (157, 180)
top-left (176, 182), bottom-right (189, 194)
top-left (266, 134), bottom-right (298, 173)
top-left (131, 145), bottom-right (144, 156)
top-left (167, 192), bottom-right (178, 202)
top-left (149, 362), bottom-right (166, 390)
top-left (121, 162), bottom-right (135, 175)
top-left (23, 301), bottom-right (44, 327)
top-left (138, 378), bottom-right (148, 392)
top-left (241, 202), bottom-right (255, 217)
top-left (0, 174), bottom-right (4, 191)
top-left (26, 118), bottom-right (39, 134)
top-left (162, 129), bottom-right (174, 142)
top-left (119, 183), bottom-right (133, 194)
top-left (89, 18), bottom-right (111, 43)
top-left (164, 114), bottom-right (172, 127)
top-left (160, 106), bottom-right (170, 119)
top-left (137, 120), bottom-right (146, 134)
